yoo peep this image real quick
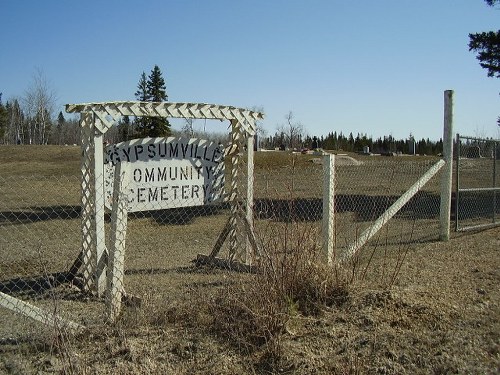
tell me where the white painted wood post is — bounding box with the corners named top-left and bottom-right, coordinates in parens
top-left (246, 131), bottom-right (255, 265)
top-left (0, 292), bottom-right (84, 333)
top-left (106, 162), bottom-right (129, 322)
top-left (322, 154), bottom-right (335, 265)
top-left (440, 90), bottom-right (454, 241)
top-left (93, 119), bottom-right (107, 297)
top-left (228, 120), bottom-right (241, 260)
top-left (80, 113), bottom-right (94, 292)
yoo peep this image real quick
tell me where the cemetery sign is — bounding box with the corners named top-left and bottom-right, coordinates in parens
top-left (104, 137), bottom-right (225, 212)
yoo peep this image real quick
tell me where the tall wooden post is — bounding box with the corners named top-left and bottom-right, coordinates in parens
top-left (246, 131), bottom-right (255, 265)
top-left (93, 118), bottom-right (107, 296)
top-left (228, 120), bottom-right (242, 260)
top-left (440, 90), bottom-right (454, 241)
top-left (106, 162), bottom-right (128, 322)
top-left (322, 154), bottom-right (335, 264)
top-left (80, 112), bottom-right (94, 292)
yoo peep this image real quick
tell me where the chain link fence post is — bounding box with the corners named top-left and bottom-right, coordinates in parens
top-left (440, 89), bottom-right (454, 241)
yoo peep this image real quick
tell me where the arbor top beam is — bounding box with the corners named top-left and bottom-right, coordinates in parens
top-left (66, 101), bottom-right (264, 135)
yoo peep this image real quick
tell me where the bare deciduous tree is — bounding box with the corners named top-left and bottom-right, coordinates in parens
top-left (23, 69), bottom-right (56, 144)
top-left (277, 111), bottom-right (305, 150)
top-left (182, 118), bottom-right (195, 137)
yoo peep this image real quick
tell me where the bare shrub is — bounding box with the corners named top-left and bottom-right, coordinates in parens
top-left (208, 215), bottom-right (350, 370)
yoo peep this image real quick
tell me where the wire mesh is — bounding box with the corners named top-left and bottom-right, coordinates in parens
top-left (455, 136), bottom-right (500, 231)
top-left (0, 151), bottom-right (468, 356)
top-left (0, 175), bottom-right (98, 343)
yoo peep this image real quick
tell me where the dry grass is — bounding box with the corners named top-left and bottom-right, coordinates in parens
top-left (0, 145), bottom-right (498, 374)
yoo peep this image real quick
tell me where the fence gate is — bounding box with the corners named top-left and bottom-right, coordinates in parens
top-left (455, 134), bottom-right (500, 231)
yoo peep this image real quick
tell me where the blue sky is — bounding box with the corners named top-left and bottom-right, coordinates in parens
top-left (1, 0), bottom-right (499, 140)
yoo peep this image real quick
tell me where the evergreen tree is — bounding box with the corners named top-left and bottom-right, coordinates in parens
top-left (56, 111), bottom-right (65, 145)
top-left (469, 30), bottom-right (500, 78)
top-left (118, 115), bottom-right (132, 141)
top-left (134, 72), bottom-right (150, 101)
top-left (134, 66), bottom-right (171, 137)
top-left (147, 65), bottom-right (168, 102)
top-left (468, 0), bottom-right (499, 126)
top-left (134, 72), bottom-right (149, 137)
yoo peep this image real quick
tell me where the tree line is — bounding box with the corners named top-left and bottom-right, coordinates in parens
top-left (260, 130), bottom-right (444, 155)
top-left (0, 65), bottom-right (172, 145)
top-left (1, 0), bottom-right (497, 149)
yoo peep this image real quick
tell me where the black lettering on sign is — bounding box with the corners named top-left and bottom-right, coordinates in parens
top-left (203, 146), bottom-right (211, 161)
top-left (192, 185), bottom-right (200, 199)
top-left (212, 148), bottom-right (221, 162)
top-left (148, 144), bottom-right (156, 158)
top-left (158, 167), bottom-right (167, 181)
top-left (205, 166), bottom-right (213, 179)
top-left (181, 143), bottom-right (189, 158)
top-left (180, 167), bottom-right (189, 180)
top-left (122, 147), bottom-right (131, 162)
top-left (148, 187), bottom-right (158, 202)
top-left (169, 143), bottom-right (178, 158)
top-left (182, 185), bottom-right (189, 199)
top-left (134, 145), bottom-right (143, 161)
top-left (194, 144), bottom-right (202, 159)
top-left (159, 143), bottom-right (167, 157)
top-left (133, 168), bottom-right (142, 182)
top-left (137, 187), bottom-right (146, 203)
top-left (196, 166), bottom-right (203, 179)
top-left (145, 168), bottom-right (154, 182)
top-left (170, 167), bottom-right (177, 180)
top-left (160, 186), bottom-right (168, 201)
top-left (171, 185), bottom-right (179, 199)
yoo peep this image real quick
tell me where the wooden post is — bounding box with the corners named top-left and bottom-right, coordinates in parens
top-left (228, 120), bottom-right (241, 260)
top-left (0, 292), bottom-right (84, 333)
top-left (93, 119), bottom-right (107, 296)
top-left (440, 90), bottom-right (454, 241)
top-left (322, 154), bottom-right (335, 265)
top-left (79, 113), bottom-right (94, 292)
top-left (106, 162), bottom-right (128, 322)
top-left (246, 132), bottom-right (255, 265)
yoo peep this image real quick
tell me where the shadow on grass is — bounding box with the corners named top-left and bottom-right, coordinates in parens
top-left (0, 205), bottom-right (81, 225)
top-left (0, 192), bottom-right (497, 226)
top-left (0, 270), bottom-right (82, 299)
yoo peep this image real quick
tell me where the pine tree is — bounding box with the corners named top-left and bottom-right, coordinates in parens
top-left (147, 65), bottom-right (168, 102)
top-left (56, 111), bottom-right (65, 145)
top-left (134, 72), bottom-right (150, 101)
top-left (146, 65), bottom-right (170, 137)
top-left (118, 115), bottom-right (131, 141)
top-left (134, 66), bottom-right (171, 138)
top-left (468, 0), bottom-right (499, 126)
top-left (134, 72), bottom-right (149, 137)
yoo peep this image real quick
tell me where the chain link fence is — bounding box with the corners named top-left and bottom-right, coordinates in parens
top-left (253, 155), bottom-right (443, 262)
top-left (0, 175), bottom-right (94, 343)
top-left (0, 152), bottom-right (455, 354)
top-left (455, 135), bottom-right (500, 231)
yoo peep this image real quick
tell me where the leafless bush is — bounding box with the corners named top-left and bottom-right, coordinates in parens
top-left (208, 213), bottom-right (350, 370)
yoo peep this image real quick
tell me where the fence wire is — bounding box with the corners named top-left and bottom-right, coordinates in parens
top-left (0, 153), bottom-right (463, 353)
top-left (455, 135), bottom-right (500, 231)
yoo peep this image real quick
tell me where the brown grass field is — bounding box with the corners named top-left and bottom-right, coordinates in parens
top-left (0, 145), bottom-right (498, 374)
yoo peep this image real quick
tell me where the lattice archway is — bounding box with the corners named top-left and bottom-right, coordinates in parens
top-left (66, 101), bottom-right (264, 297)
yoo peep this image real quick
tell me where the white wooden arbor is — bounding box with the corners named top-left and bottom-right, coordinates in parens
top-left (66, 101), bottom-right (264, 297)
